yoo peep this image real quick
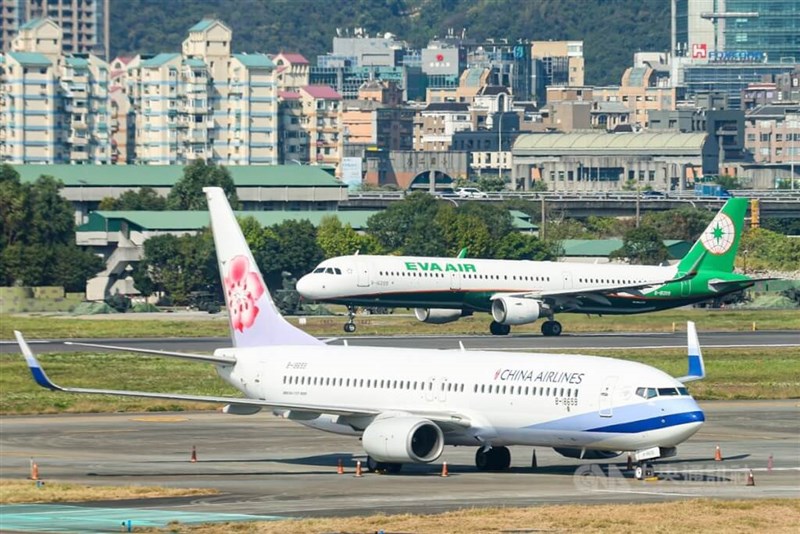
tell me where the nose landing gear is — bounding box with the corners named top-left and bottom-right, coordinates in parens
top-left (344, 306), bottom-right (357, 333)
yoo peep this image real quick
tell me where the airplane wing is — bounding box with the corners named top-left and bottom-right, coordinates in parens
top-left (63, 340), bottom-right (236, 365)
top-left (15, 331), bottom-right (376, 417)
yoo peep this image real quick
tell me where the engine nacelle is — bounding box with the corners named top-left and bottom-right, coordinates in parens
top-left (491, 296), bottom-right (542, 325)
top-left (553, 447), bottom-right (622, 460)
top-left (414, 307), bottom-right (462, 324)
top-left (362, 416), bottom-right (444, 464)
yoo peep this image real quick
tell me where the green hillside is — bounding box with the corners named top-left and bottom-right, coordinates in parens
top-left (110, 0), bottom-right (669, 86)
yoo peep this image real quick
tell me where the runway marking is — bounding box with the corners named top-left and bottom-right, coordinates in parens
top-left (131, 416), bottom-right (189, 423)
top-left (659, 466), bottom-right (800, 474)
top-left (484, 343), bottom-right (800, 351)
top-left (592, 489), bottom-right (702, 497)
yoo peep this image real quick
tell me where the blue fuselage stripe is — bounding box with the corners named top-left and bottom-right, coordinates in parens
top-left (586, 410), bottom-right (705, 433)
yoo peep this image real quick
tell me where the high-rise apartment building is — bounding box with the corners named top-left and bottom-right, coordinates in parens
top-left (0, 17), bottom-right (110, 163)
top-left (11, 0), bottom-right (109, 58)
top-left (127, 19), bottom-right (278, 165)
top-left (1, 0), bottom-right (24, 53)
top-left (530, 40), bottom-right (585, 104)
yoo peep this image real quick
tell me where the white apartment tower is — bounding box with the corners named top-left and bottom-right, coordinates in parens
top-left (0, 17), bottom-right (110, 163)
top-left (129, 19), bottom-right (278, 165)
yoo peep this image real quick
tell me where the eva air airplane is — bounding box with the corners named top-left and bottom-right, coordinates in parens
top-left (298, 198), bottom-right (767, 336)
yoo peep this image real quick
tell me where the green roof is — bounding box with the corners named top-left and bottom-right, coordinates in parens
top-left (184, 57), bottom-right (206, 68)
top-left (14, 164), bottom-right (345, 188)
top-left (189, 19), bottom-right (216, 32)
top-left (79, 210), bottom-right (378, 233)
top-left (65, 56), bottom-right (89, 68)
top-left (561, 239), bottom-right (690, 259)
top-left (233, 53), bottom-right (275, 69)
top-left (141, 53), bottom-right (180, 68)
top-left (7, 52), bottom-right (51, 67)
top-left (19, 18), bottom-right (45, 30)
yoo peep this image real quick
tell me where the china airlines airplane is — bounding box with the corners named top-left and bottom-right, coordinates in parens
top-left (16, 187), bottom-right (706, 477)
top-left (298, 198), bottom-right (766, 336)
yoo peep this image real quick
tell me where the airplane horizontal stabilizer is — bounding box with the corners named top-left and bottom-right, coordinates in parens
top-left (63, 341), bottom-right (236, 365)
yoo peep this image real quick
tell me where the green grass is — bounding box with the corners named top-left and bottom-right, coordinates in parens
top-left (1, 347), bottom-right (797, 415)
top-left (2, 308), bottom-right (799, 340)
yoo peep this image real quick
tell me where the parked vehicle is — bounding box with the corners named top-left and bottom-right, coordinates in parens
top-left (694, 184), bottom-right (732, 198)
top-left (456, 187), bottom-right (488, 198)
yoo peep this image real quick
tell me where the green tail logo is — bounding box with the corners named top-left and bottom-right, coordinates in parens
top-left (677, 198), bottom-right (747, 274)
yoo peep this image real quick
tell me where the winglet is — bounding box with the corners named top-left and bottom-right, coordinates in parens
top-left (457, 247), bottom-right (468, 259)
top-left (14, 331), bottom-right (61, 391)
top-left (677, 322), bottom-right (705, 383)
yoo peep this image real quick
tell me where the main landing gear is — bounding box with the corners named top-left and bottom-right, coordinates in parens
top-left (366, 455), bottom-right (403, 474)
top-left (489, 321), bottom-right (511, 336)
top-left (344, 306), bottom-right (356, 333)
top-left (475, 446), bottom-right (511, 471)
top-left (541, 320), bottom-right (563, 337)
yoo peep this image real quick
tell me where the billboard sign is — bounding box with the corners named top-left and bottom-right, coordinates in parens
top-left (341, 157), bottom-right (362, 186)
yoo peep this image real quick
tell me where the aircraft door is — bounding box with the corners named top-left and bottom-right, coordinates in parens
top-left (599, 376), bottom-right (618, 418)
top-left (562, 271), bottom-right (573, 289)
top-left (680, 279), bottom-right (691, 297)
top-left (425, 377), bottom-right (436, 402)
top-left (357, 261), bottom-right (370, 287)
top-left (450, 272), bottom-right (461, 290)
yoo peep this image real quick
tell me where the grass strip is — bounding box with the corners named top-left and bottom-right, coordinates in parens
top-left (156, 499), bottom-right (800, 533)
top-left (2, 308), bottom-right (799, 340)
top-left (0, 479), bottom-right (217, 504)
top-left (1, 347), bottom-right (797, 415)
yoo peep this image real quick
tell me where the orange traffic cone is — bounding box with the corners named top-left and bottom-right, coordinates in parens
top-left (714, 445), bottom-right (722, 462)
top-left (354, 460), bottom-right (363, 478)
top-left (746, 469), bottom-right (755, 486)
top-left (30, 462), bottom-right (39, 481)
top-left (627, 453), bottom-right (633, 471)
top-left (337, 458), bottom-right (344, 475)
top-left (190, 446), bottom-right (197, 463)
top-left (440, 461), bottom-right (449, 477)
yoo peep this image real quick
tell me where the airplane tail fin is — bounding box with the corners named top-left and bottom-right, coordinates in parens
top-left (677, 321), bottom-right (705, 383)
top-left (676, 198), bottom-right (748, 275)
top-left (204, 187), bottom-right (323, 348)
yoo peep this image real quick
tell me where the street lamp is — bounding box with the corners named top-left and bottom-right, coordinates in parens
top-left (497, 111), bottom-right (503, 182)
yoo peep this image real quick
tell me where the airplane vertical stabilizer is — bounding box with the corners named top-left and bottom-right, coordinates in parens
top-left (204, 187), bottom-right (323, 347)
top-left (677, 198), bottom-right (747, 274)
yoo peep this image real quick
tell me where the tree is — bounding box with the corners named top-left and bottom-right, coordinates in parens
top-left (477, 176), bottom-right (506, 192)
top-left (262, 219), bottom-right (324, 285)
top-left (98, 187), bottom-right (167, 210)
top-left (711, 174), bottom-right (740, 191)
top-left (494, 233), bottom-right (556, 261)
top-left (611, 226), bottom-right (669, 265)
top-left (167, 159), bottom-right (239, 210)
top-left (0, 168), bottom-right (103, 289)
top-left (317, 216), bottom-right (368, 258)
top-left (642, 207), bottom-right (714, 241)
top-left (366, 192), bottom-right (442, 253)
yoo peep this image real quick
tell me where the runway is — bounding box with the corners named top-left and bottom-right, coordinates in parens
top-left (1, 401), bottom-right (798, 527)
top-left (2, 330), bottom-right (798, 354)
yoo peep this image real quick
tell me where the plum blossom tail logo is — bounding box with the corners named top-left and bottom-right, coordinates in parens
top-left (224, 255), bottom-right (265, 332)
top-left (700, 212), bottom-right (735, 255)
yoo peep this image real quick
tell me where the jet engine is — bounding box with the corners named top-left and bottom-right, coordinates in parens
top-left (553, 447), bottom-right (622, 460)
top-left (362, 416), bottom-right (444, 463)
top-left (491, 296), bottom-right (542, 325)
top-left (414, 308), bottom-right (463, 324)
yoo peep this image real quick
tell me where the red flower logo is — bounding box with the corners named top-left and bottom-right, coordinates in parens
top-left (224, 255), bottom-right (265, 332)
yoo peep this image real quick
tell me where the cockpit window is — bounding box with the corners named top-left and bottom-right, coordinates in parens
top-left (313, 267), bottom-right (324, 273)
top-left (678, 387), bottom-right (689, 396)
top-left (658, 388), bottom-right (680, 396)
top-left (334, 268), bottom-right (342, 275)
top-left (635, 387), bottom-right (658, 399)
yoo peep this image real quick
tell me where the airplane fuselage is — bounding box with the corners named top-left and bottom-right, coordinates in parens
top-left (298, 255), bottom-right (753, 315)
top-left (216, 345), bottom-right (704, 452)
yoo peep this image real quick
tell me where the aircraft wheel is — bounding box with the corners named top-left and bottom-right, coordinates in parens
top-left (384, 463), bottom-right (403, 474)
top-left (493, 446), bottom-right (511, 470)
top-left (490, 321), bottom-right (511, 336)
top-left (475, 446), bottom-right (511, 471)
top-left (541, 321), bottom-right (562, 336)
top-left (344, 322), bottom-right (356, 333)
top-left (475, 448), bottom-right (491, 471)
top-left (634, 465), bottom-right (644, 480)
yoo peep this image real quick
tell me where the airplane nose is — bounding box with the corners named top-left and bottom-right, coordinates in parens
top-left (295, 275), bottom-right (315, 299)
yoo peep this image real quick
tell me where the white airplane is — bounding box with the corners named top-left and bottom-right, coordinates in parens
top-left (297, 199), bottom-right (761, 336)
top-left (16, 187), bottom-right (706, 477)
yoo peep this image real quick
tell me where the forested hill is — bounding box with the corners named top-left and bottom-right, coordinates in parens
top-left (110, 0), bottom-right (669, 86)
